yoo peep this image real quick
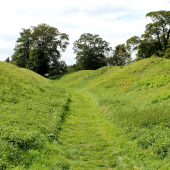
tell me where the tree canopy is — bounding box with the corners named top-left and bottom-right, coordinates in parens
top-left (73, 33), bottom-right (110, 70)
top-left (10, 10), bottom-right (170, 73)
top-left (106, 44), bottom-right (131, 66)
top-left (164, 38), bottom-right (170, 58)
top-left (126, 10), bottom-right (170, 60)
top-left (11, 24), bottom-right (69, 75)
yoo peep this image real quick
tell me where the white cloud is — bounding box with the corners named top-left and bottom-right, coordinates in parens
top-left (0, 0), bottom-right (170, 64)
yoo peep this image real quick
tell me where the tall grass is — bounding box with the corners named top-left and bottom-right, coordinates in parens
top-left (0, 62), bottom-right (70, 169)
top-left (2, 57), bottom-right (170, 169)
top-left (51, 57), bottom-right (170, 168)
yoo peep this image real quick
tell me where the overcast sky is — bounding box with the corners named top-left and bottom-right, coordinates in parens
top-left (0, 0), bottom-right (170, 65)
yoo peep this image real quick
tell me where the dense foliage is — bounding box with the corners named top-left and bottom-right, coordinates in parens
top-left (73, 33), bottom-right (110, 70)
top-left (9, 10), bottom-right (170, 74)
top-left (2, 56), bottom-right (170, 169)
top-left (11, 24), bottom-right (69, 75)
top-left (164, 38), bottom-right (170, 58)
top-left (106, 44), bottom-right (131, 66)
top-left (126, 10), bottom-right (170, 60)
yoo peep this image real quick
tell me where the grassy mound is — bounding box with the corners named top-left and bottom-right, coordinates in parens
top-left (0, 62), bottom-right (70, 169)
top-left (2, 57), bottom-right (170, 169)
top-left (50, 57), bottom-right (170, 128)
top-left (51, 57), bottom-right (170, 168)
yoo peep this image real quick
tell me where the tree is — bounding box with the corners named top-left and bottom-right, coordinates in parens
top-left (5, 57), bottom-right (10, 62)
top-left (106, 44), bottom-right (131, 66)
top-left (146, 10), bottom-right (170, 53)
top-left (126, 10), bottom-right (170, 60)
top-left (164, 38), bottom-right (170, 58)
top-left (126, 36), bottom-right (159, 59)
top-left (67, 64), bottom-right (79, 72)
top-left (26, 47), bottom-right (48, 75)
top-left (73, 33), bottom-right (110, 70)
top-left (11, 24), bottom-right (69, 75)
top-left (49, 60), bottom-right (67, 75)
top-left (11, 29), bottom-right (32, 67)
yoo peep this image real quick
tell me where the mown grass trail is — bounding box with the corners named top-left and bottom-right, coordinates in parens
top-left (50, 58), bottom-right (170, 169)
top-left (56, 89), bottom-right (137, 169)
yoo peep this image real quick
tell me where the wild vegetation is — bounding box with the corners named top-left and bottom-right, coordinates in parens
top-left (73, 33), bottom-right (110, 70)
top-left (126, 10), bottom-right (170, 60)
top-left (0, 61), bottom-right (70, 169)
top-left (50, 57), bottom-right (170, 169)
top-left (1, 57), bottom-right (170, 169)
top-left (10, 24), bottom-right (69, 75)
top-left (8, 10), bottom-right (170, 74)
top-left (2, 9), bottom-right (170, 170)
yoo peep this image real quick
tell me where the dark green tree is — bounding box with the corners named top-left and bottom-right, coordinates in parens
top-left (164, 38), bottom-right (170, 58)
top-left (11, 24), bottom-right (69, 75)
top-left (106, 44), bottom-right (131, 66)
top-left (67, 64), bottom-right (79, 72)
top-left (49, 60), bottom-right (67, 75)
top-left (126, 10), bottom-right (170, 60)
top-left (5, 57), bottom-right (10, 62)
top-left (73, 33), bottom-right (110, 70)
top-left (146, 10), bottom-right (170, 53)
top-left (26, 47), bottom-right (48, 75)
top-left (11, 29), bottom-right (32, 67)
top-left (126, 36), bottom-right (159, 59)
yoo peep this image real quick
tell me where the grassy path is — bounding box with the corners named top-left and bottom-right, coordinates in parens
top-left (56, 89), bottom-right (131, 169)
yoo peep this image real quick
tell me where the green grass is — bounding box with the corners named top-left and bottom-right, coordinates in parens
top-left (2, 57), bottom-right (170, 169)
top-left (0, 61), bottom-right (70, 169)
top-left (55, 89), bottom-right (126, 169)
top-left (50, 57), bottom-right (170, 169)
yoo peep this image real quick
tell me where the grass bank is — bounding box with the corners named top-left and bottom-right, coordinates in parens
top-left (1, 57), bottom-right (170, 169)
top-left (0, 62), bottom-right (70, 169)
top-left (50, 57), bottom-right (170, 169)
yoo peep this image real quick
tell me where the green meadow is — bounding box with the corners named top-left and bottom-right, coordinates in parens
top-left (1, 57), bottom-right (170, 169)
top-left (0, 61), bottom-right (70, 169)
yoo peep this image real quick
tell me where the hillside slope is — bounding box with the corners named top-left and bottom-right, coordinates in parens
top-left (51, 57), bottom-right (170, 169)
top-left (51, 57), bottom-right (170, 127)
top-left (0, 62), bottom-right (70, 169)
top-left (1, 57), bottom-right (170, 169)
